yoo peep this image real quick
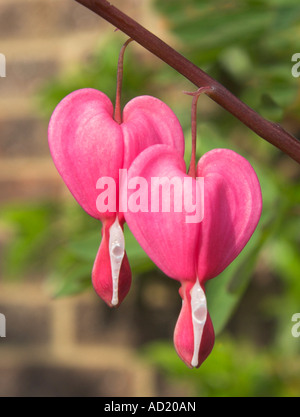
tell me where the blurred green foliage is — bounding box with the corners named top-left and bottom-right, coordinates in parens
top-left (155, 0), bottom-right (300, 122)
top-left (1, 0), bottom-right (300, 397)
top-left (142, 336), bottom-right (300, 397)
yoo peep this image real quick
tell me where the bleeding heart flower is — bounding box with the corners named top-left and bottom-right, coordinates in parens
top-left (48, 89), bottom-right (184, 307)
top-left (124, 144), bottom-right (262, 367)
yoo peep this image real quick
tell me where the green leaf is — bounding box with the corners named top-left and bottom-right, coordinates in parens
top-left (0, 203), bottom-right (60, 278)
top-left (205, 227), bottom-right (262, 335)
top-left (49, 263), bottom-right (93, 298)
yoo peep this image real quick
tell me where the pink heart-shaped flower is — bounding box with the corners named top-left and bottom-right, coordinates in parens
top-left (124, 145), bottom-right (262, 284)
top-left (48, 89), bottom-right (184, 220)
top-left (48, 89), bottom-right (185, 306)
top-left (124, 144), bottom-right (262, 366)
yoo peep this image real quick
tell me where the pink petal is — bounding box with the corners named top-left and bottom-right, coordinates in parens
top-left (118, 96), bottom-right (185, 224)
top-left (122, 96), bottom-right (185, 169)
top-left (196, 149), bottom-right (262, 282)
top-left (174, 280), bottom-right (215, 368)
top-left (124, 144), bottom-right (199, 281)
top-left (48, 88), bottom-right (124, 220)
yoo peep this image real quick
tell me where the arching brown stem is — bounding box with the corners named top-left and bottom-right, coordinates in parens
top-left (75, 0), bottom-right (300, 164)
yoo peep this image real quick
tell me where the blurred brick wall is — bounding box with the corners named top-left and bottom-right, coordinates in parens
top-left (0, 0), bottom-right (180, 397)
top-left (0, 283), bottom-right (159, 397)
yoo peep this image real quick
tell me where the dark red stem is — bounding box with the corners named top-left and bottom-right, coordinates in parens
top-left (114, 38), bottom-right (133, 124)
top-left (185, 87), bottom-right (213, 178)
top-left (75, 0), bottom-right (300, 164)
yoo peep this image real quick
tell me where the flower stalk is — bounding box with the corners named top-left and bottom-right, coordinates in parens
top-left (114, 38), bottom-right (133, 124)
top-left (184, 87), bottom-right (212, 178)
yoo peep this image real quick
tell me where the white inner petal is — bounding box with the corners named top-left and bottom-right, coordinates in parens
top-left (109, 217), bottom-right (125, 306)
top-left (190, 279), bottom-right (207, 368)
